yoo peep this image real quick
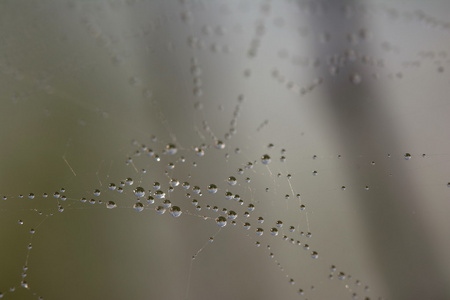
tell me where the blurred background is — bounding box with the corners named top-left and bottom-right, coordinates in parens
top-left (0, 0), bottom-right (450, 299)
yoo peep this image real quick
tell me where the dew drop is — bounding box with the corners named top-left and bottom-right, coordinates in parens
top-left (165, 144), bottom-right (177, 155)
top-left (169, 206), bottom-right (182, 217)
top-left (163, 200), bottom-right (172, 208)
top-left (192, 186), bottom-right (201, 194)
top-left (215, 140), bottom-right (225, 149)
top-left (404, 153), bottom-right (412, 160)
top-left (134, 187), bottom-right (145, 198)
top-left (170, 179), bottom-right (180, 187)
top-left (106, 201), bottom-right (117, 209)
top-left (261, 154), bottom-right (271, 164)
top-left (155, 206), bottom-right (166, 214)
top-left (215, 216), bottom-right (227, 227)
top-left (227, 210), bottom-right (237, 220)
top-left (227, 176), bottom-right (237, 185)
top-left (134, 202), bottom-right (144, 212)
top-left (311, 251), bottom-right (319, 259)
top-left (256, 228), bottom-right (264, 236)
top-left (154, 190), bottom-right (165, 199)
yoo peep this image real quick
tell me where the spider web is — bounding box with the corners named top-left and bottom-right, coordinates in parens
top-left (0, 1), bottom-right (450, 300)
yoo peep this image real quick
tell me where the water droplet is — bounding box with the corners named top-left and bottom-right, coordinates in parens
top-left (225, 192), bottom-right (233, 200)
top-left (154, 190), bottom-right (165, 199)
top-left (155, 206), bottom-right (166, 214)
top-left (194, 147), bottom-right (205, 156)
top-left (53, 192), bottom-right (60, 198)
top-left (270, 228), bottom-right (279, 236)
top-left (192, 186), bottom-right (201, 194)
top-left (28, 193), bottom-right (34, 199)
top-left (243, 222), bottom-right (251, 229)
top-left (108, 183), bottom-right (116, 191)
top-left (165, 144), bottom-right (178, 155)
top-left (146, 196), bottom-right (155, 204)
top-left (182, 182), bottom-right (190, 189)
top-left (169, 206), bottom-right (182, 217)
top-left (227, 176), bottom-right (237, 185)
top-left (311, 251), bottom-right (319, 259)
top-left (106, 201), bottom-right (117, 209)
top-left (257, 216), bottom-right (264, 223)
top-left (163, 200), bottom-right (172, 208)
top-left (134, 202), bottom-right (144, 212)
top-left (21, 281), bottom-right (28, 289)
top-left (248, 204), bottom-right (255, 211)
top-left (404, 153), bottom-right (412, 160)
top-left (170, 179), bottom-right (180, 187)
top-left (125, 178), bottom-right (134, 185)
top-left (134, 187), bottom-right (145, 197)
top-left (227, 210), bottom-right (237, 220)
top-left (276, 220), bottom-right (283, 228)
top-left (289, 278), bottom-right (295, 285)
top-left (215, 216), bottom-right (227, 227)
top-left (207, 184), bottom-right (218, 193)
top-left (215, 140), bottom-right (225, 149)
top-left (93, 189), bottom-right (101, 196)
top-left (261, 154), bottom-right (271, 164)
top-left (338, 272), bottom-right (346, 280)
top-left (312, 170), bottom-right (318, 176)
top-left (256, 228), bottom-right (264, 236)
